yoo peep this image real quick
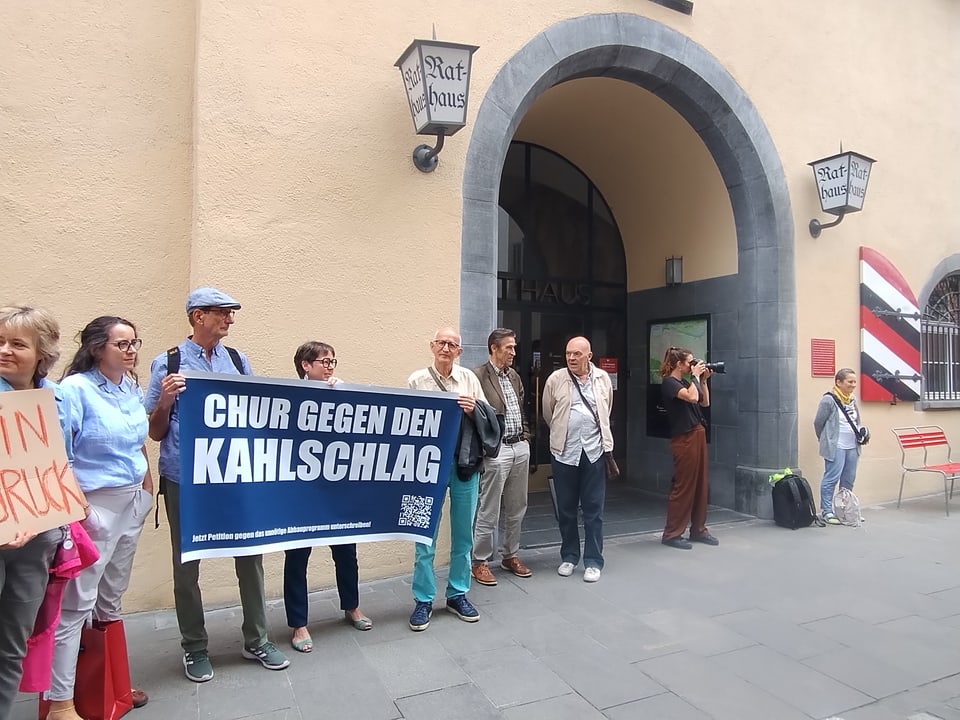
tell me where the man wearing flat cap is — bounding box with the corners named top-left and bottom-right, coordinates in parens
top-left (145, 287), bottom-right (289, 682)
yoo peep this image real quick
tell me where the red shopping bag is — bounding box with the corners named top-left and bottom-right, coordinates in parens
top-left (76, 620), bottom-right (134, 720)
top-left (39, 620), bottom-right (134, 720)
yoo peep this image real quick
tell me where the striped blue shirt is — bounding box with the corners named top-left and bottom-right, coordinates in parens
top-left (60, 369), bottom-right (148, 491)
top-left (144, 339), bottom-right (252, 483)
top-left (0, 376), bottom-right (75, 465)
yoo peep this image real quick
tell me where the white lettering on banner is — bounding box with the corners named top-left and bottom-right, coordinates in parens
top-left (203, 394), bottom-right (291, 430)
top-left (296, 401), bottom-right (389, 435)
top-left (389, 407), bottom-right (442, 437)
top-left (194, 438), bottom-right (442, 485)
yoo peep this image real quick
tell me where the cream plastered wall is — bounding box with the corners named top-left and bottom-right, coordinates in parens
top-left (514, 77), bottom-right (737, 291)
top-left (1, 2), bottom-right (196, 610)
top-left (4, 0), bottom-right (958, 612)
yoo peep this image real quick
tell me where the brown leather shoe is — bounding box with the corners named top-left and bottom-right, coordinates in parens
top-left (131, 688), bottom-right (149, 708)
top-left (471, 562), bottom-right (497, 586)
top-left (501, 556), bottom-right (532, 578)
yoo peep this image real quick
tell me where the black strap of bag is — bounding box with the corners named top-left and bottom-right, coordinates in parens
top-left (567, 369), bottom-right (604, 430)
top-left (427, 366), bottom-right (449, 392)
top-left (155, 345), bottom-right (247, 527)
top-left (825, 392), bottom-right (865, 443)
top-left (567, 369), bottom-right (619, 479)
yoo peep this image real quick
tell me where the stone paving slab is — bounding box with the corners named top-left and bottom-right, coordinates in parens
top-left (11, 496), bottom-right (960, 720)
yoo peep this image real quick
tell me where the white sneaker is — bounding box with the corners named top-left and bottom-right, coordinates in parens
top-left (583, 567), bottom-right (601, 583)
top-left (557, 562), bottom-right (575, 577)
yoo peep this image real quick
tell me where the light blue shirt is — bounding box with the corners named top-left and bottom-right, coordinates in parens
top-left (60, 369), bottom-right (148, 491)
top-left (555, 372), bottom-right (603, 467)
top-left (144, 339), bottom-right (252, 483)
top-left (0, 376), bottom-right (75, 465)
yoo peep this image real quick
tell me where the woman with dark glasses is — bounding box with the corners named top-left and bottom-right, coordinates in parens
top-left (282, 341), bottom-right (372, 654)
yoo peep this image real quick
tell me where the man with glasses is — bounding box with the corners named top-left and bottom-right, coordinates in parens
top-left (470, 328), bottom-right (533, 586)
top-left (406, 327), bottom-right (489, 631)
top-left (144, 287), bottom-right (289, 683)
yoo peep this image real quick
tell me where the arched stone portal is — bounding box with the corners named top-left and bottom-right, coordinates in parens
top-left (460, 13), bottom-right (797, 515)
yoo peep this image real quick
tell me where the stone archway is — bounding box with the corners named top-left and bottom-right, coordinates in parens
top-left (459, 13), bottom-right (797, 513)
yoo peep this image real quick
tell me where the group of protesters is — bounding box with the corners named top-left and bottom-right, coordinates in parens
top-left (0, 283), bottom-right (678, 720)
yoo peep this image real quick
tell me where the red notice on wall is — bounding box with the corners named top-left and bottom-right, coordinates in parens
top-left (598, 357), bottom-right (618, 374)
top-left (598, 357), bottom-right (618, 390)
top-left (811, 338), bottom-right (836, 377)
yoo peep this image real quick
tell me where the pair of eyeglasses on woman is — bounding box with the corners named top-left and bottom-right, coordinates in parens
top-left (109, 339), bottom-right (143, 352)
top-left (311, 358), bottom-right (338, 368)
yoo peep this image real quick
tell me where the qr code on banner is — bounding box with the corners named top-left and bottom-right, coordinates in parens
top-left (398, 495), bottom-right (434, 529)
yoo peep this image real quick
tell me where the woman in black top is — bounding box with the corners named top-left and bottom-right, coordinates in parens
top-left (659, 347), bottom-right (716, 549)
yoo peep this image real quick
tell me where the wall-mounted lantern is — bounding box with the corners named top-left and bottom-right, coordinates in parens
top-left (808, 150), bottom-right (876, 238)
top-left (395, 39), bottom-right (479, 173)
top-left (665, 256), bottom-right (683, 286)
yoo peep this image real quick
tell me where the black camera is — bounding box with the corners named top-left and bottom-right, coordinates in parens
top-left (693, 359), bottom-right (726, 374)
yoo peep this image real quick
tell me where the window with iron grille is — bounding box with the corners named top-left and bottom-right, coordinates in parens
top-left (922, 272), bottom-right (960, 401)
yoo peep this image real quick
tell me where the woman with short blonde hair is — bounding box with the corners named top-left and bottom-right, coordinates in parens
top-left (0, 305), bottom-right (78, 720)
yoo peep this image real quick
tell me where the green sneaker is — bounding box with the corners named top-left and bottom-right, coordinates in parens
top-left (823, 513), bottom-right (841, 525)
top-left (183, 650), bottom-right (214, 683)
top-left (242, 641), bottom-right (290, 670)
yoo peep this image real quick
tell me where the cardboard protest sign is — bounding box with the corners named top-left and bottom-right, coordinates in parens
top-left (0, 388), bottom-right (85, 545)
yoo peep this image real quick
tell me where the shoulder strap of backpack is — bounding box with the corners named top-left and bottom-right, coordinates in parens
top-left (797, 475), bottom-right (826, 527)
top-left (224, 346), bottom-right (246, 375)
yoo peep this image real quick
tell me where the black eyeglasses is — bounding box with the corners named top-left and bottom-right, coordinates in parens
top-left (432, 340), bottom-right (461, 351)
top-left (311, 358), bottom-right (338, 368)
top-left (109, 339), bottom-right (143, 352)
top-left (201, 307), bottom-right (237, 317)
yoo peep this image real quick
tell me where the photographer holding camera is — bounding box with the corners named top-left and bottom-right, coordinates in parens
top-left (659, 347), bottom-right (718, 550)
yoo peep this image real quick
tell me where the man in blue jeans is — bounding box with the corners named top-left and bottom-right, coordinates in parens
top-left (406, 327), bottom-right (489, 631)
top-left (541, 336), bottom-right (614, 583)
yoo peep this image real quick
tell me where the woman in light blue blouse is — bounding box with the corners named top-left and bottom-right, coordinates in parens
top-left (46, 316), bottom-right (152, 719)
top-left (0, 305), bottom-right (80, 720)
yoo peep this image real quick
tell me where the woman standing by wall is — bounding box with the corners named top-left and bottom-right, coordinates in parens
top-left (0, 306), bottom-right (78, 720)
top-left (814, 368), bottom-right (865, 525)
top-left (45, 316), bottom-right (152, 719)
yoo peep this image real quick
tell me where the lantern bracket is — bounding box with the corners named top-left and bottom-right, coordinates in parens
top-left (809, 211), bottom-right (845, 238)
top-left (413, 129), bottom-right (446, 173)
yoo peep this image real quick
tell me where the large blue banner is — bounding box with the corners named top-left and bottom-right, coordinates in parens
top-left (177, 372), bottom-right (461, 561)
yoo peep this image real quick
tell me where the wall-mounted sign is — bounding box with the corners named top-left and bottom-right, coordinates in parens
top-left (809, 151), bottom-right (876, 216)
top-left (395, 40), bottom-right (478, 136)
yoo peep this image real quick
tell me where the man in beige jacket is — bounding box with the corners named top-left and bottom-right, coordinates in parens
top-left (541, 336), bottom-right (613, 582)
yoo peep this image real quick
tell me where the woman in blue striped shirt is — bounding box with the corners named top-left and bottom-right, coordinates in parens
top-left (46, 316), bottom-right (152, 719)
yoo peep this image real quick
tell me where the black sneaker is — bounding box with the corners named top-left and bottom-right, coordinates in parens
top-left (662, 536), bottom-right (693, 550)
top-left (689, 533), bottom-right (719, 546)
top-left (409, 601), bottom-right (433, 631)
top-left (445, 594), bottom-right (480, 623)
top-left (183, 650), bottom-right (214, 683)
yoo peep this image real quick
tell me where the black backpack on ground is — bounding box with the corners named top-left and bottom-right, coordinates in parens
top-left (771, 474), bottom-right (819, 529)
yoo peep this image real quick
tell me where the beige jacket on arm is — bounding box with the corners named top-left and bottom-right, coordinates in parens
top-left (541, 365), bottom-right (614, 457)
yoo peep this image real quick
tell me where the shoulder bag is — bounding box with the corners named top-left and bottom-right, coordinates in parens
top-left (825, 392), bottom-right (870, 445)
top-left (567, 370), bottom-right (620, 480)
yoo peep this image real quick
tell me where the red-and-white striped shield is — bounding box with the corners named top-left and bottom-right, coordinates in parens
top-left (859, 246), bottom-right (921, 401)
